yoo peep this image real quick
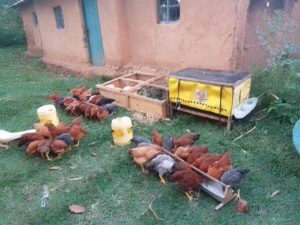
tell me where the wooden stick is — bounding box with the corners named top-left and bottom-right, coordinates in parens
top-left (233, 126), bottom-right (256, 142)
top-left (68, 177), bottom-right (83, 181)
top-left (141, 193), bottom-right (164, 221)
top-left (160, 148), bottom-right (228, 188)
top-left (148, 200), bottom-right (164, 221)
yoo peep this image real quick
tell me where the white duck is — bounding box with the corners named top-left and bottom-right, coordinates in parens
top-left (0, 129), bottom-right (36, 149)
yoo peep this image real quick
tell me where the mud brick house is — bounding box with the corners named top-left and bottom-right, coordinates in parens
top-left (11, 0), bottom-right (300, 75)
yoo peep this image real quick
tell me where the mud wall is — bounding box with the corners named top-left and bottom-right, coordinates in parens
top-left (99, 0), bottom-right (250, 71)
top-left (32, 0), bottom-right (89, 65)
top-left (20, 0), bottom-right (43, 57)
top-left (243, 0), bottom-right (300, 69)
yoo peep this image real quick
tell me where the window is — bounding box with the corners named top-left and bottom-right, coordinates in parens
top-left (158, 0), bottom-right (180, 23)
top-left (54, 6), bottom-right (65, 29)
top-left (32, 12), bottom-right (38, 26)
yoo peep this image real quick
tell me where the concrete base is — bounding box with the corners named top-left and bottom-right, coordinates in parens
top-left (43, 58), bottom-right (170, 78)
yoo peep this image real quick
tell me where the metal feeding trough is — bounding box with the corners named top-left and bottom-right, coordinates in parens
top-left (161, 148), bottom-right (236, 210)
top-left (168, 68), bottom-right (252, 130)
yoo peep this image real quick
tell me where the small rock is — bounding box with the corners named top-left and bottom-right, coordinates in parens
top-left (49, 166), bottom-right (62, 170)
top-left (91, 152), bottom-right (97, 157)
top-left (69, 205), bottom-right (85, 214)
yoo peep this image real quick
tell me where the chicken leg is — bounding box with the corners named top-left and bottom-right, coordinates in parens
top-left (56, 152), bottom-right (62, 160)
top-left (235, 189), bottom-right (241, 201)
top-left (74, 140), bottom-right (80, 148)
top-left (185, 191), bottom-right (193, 202)
top-left (159, 176), bottom-right (166, 185)
top-left (140, 165), bottom-right (148, 173)
top-left (45, 152), bottom-right (52, 161)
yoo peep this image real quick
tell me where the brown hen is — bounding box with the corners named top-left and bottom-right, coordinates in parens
top-left (207, 161), bottom-right (225, 180)
top-left (50, 140), bottom-right (69, 159)
top-left (71, 87), bottom-right (86, 99)
top-left (192, 153), bottom-right (222, 172)
top-left (186, 145), bottom-right (209, 164)
top-left (174, 146), bottom-right (190, 160)
top-left (218, 150), bottom-right (232, 171)
top-left (128, 145), bottom-right (162, 172)
top-left (18, 133), bottom-right (45, 147)
top-left (45, 123), bottom-right (69, 137)
top-left (68, 125), bottom-right (87, 147)
top-left (26, 140), bottom-right (44, 155)
top-left (36, 139), bottom-right (52, 161)
top-left (170, 169), bottom-right (204, 202)
top-left (96, 107), bottom-right (109, 121)
top-left (174, 132), bottom-right (200, 148)
top-left (34, 123), bottom-right (52, 139)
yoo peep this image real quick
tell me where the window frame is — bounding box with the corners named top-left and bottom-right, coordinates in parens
top-left (158, 0), bottom-right (180, 24)
top-left (32, 12), bottom-right (38, 26)
top-left (53, 6), bottom-right (65, 29)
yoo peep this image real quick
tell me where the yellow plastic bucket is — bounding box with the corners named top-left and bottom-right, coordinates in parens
top-left (111, 117), bottom-right (133, 147)
top-left (37, 104), bottom-right (59, 126)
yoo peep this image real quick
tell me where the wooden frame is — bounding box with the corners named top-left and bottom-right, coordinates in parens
top-left (96, 72), bottom-right (169, 118)
top-left (170, 104), bottom-right (233, 130)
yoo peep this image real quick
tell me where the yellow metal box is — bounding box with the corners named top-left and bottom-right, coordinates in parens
top-left (169, 68), bottom-right (251, 117)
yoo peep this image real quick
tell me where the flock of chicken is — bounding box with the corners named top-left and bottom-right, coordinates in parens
top-left (128, 131), bottom-right (249, 204)
top-left (18, 117), bottom-right (87, 160)
top-left (49, 87), bottom-right (117, 121)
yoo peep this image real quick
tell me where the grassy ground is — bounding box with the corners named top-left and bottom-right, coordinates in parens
top-left (0, 46), bottom-right (299, 225)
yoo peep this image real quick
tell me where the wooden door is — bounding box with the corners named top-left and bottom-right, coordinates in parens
top-left (82, 0), bottom-right (105, 66)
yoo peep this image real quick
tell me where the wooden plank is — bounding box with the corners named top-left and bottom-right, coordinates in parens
top-left (128, 94), bottom-right (167, 118)
top-left (128, 75), bottom-right (166, 91)
top-left (142, 84), bottom-right (169, 92)
top-left (99, 88), bottom-right (129, 108)
top-left (173, 105), bottom-right (229, 123)
top-left (121, 78), bottom-right (144, 83)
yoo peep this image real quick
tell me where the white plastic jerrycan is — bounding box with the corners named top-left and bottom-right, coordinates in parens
top-left (111, 116), bottom-right (133, 146)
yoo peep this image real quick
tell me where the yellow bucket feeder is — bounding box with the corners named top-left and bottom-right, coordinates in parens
top-left (111, 116), bottom-right (133, 147)
top-left (37, 104), bottom-right (59, 126)
top-left (168, 68), bottom-right (251, 129)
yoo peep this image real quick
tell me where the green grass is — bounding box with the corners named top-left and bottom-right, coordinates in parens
top-left (0, 46), bottom-right (299, 225)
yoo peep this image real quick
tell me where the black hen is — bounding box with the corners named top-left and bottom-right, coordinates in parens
top-left (56, 133), bottom-right (75, 146)
top-left (103, 103), bottom-right (118, 114)
top-left (98, 98), bottom-right (115, 106)
top-left (162, 134), bottom-right (174, 151)
top-left (130, 136), bottom-right (151, 146)
top-left (221, 168), bottom-right (250, 200)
